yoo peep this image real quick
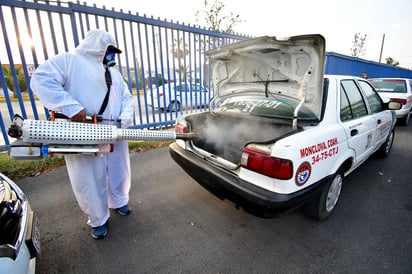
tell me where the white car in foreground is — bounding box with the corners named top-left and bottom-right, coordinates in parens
top-left (169, 35), bottom-right (401, 220)
top-left (369, 78), bottom-right (412, 126)
top-left (0, 172), bottom-right (40, 274)
top-left (146, 82), bottom-right (211, 112)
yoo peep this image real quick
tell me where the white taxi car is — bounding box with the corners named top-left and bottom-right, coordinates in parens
top-left (369, 78), bottom-right (412, 126)
top-left (169, 35), bottom-right (400, 220)
top-left (0, 172), bottom-right (40, 274)
top-left (146, 82), bottom-right (211, 112)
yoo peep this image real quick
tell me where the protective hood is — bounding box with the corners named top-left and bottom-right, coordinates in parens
top-left (206, 34), bottom-right (325, 119)
top-left (75, 29), bottom-right (122, 62)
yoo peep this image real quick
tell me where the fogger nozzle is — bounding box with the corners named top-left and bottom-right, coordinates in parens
top-left (175, 132), bottom-right (197, 140)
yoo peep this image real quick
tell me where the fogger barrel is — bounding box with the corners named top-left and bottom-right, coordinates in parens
top-left (9, 119), bottom-right (195, 159)
top-left (20, 119), bottom-right (188, 144)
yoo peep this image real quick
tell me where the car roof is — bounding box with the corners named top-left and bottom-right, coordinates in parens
top-left (324, 74), bottom-right (364, 80)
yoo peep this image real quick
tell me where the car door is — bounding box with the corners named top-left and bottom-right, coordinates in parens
top-left (180, 83), bottom-right (189, 108)
top-left (408, 79), bottom-right (412, 110)
top-left (188, 83), bottom-right (197, 108)
top-left (357, 79), bottom-right (392, 147)
top-left (340, 79), bottom-right (376, 166)
top-left (192, 84), bottom-right (200, 107)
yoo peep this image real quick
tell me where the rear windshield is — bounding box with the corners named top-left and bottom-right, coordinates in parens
top-left (369, 79), bottom-right (407, 93)
top-left (213, 96), bottom-right (318, 121)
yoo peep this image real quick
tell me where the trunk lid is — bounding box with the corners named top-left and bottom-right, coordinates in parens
top-left (206, 34), bottom-right (326, 120)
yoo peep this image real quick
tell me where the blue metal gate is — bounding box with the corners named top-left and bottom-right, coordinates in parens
top-left (0, 0), bottom-right (248, 150)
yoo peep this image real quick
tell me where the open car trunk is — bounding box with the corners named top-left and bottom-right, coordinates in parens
top-left (186, 112), bottom-right (299, 165)
top-left (175, 34), bottom-right (325, 166)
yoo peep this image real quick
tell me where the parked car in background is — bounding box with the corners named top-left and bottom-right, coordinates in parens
top-left (369, 78), bottom-right (412, 125)
top-left (169, 35), bottom-right (401, 220)
top-left (0, 172), bottom-right (40, 274)
top-left (146, 82), bottom-right (211, 112)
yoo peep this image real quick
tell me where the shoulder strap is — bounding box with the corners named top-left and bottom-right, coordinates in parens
top-left (98, 68), bottom-right (112, 115)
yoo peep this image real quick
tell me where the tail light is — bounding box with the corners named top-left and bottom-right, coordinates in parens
top-left (391, 98), bottom-right (407, 105)
top-left (241, 147), bottom-right (293, 180)
top-left (175, 122), bottom-right (189, 134)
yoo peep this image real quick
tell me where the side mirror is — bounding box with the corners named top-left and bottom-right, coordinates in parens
top-left (387, 101), bottom-right (402, 110)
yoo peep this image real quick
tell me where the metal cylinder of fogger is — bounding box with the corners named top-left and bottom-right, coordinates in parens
top-left (21, 119), bottom-right (179, 144)
top-left (21, 120), bottom-right (119, 144)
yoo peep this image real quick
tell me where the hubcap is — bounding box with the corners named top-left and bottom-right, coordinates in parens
top-left (326, 174), bottom-right (342, 212)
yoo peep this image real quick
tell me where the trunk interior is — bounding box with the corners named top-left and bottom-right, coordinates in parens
top-left (186, 112), bottom-right (297, 165)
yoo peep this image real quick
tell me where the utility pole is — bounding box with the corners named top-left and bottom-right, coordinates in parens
top-left (379, 34), bottom-right (385, 63)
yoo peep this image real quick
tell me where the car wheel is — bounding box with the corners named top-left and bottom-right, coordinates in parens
top-left (399, 111), bottom-right (410, 126)
top-left (304, 169), bottom-right (343, 220)
top-left (168, 101), bottom-right (180, 112)
top-left (376, 129), bottom-right (395, 158)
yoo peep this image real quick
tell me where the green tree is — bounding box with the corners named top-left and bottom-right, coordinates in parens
top-left (2, 65), bottom-right (27, 97)
top-left (172, 37), bottom-right (189, 60)
top-left (385, 57), bottom-right (399, 67)
top-left (195, 0), bottom-right (243, 33)
top-left (172, 37), bottom-right (191, 82)
top-left (350, 33), bottom-right (367, 57)
top-left (134, 58), bottom-right (144, 90)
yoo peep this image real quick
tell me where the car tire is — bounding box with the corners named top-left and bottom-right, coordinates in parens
top-left (399, 110), bottom-right (410, 126)
top-left (376, 129), bottom-right (395, 158)
top-left (168, 101), bottom-right (180, 112)
top-left (304, 168), bottom-right (343, 220)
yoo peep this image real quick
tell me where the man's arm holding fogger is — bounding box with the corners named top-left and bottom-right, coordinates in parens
top-left (30, 54), bottom-right (86, 122)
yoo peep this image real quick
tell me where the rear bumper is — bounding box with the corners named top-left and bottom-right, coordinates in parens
top-left (169, 143), bottom-right (330, 217)
top-left (395, 106), bottom-right (411, 118)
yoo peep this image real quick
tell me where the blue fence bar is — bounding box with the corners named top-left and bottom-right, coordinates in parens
top-left (0, 0), bottom-right (249, 150)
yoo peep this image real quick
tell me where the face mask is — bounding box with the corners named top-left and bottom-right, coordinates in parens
top-left (103, 50), bottom-right (116, 67)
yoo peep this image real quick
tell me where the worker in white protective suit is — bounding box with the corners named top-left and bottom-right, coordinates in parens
top-left (30, 29), bottom-right (134, 239)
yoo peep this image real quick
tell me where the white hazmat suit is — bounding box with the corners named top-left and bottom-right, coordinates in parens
top-left (30, 29), bottom-right (134, 228)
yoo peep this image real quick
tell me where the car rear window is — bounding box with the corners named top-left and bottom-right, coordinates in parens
top-left (369, 79), bottom-right (407, 93)
top-left (214, 97), bottom-right (318, 120)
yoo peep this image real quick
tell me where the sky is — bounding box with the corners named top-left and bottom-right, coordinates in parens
top-left (85, 0), bottom-right (412, 69)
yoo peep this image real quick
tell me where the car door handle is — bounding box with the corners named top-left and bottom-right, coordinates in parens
top-left (351, 129), bottom-right (359, 136)
top-left (377, 119), bottom-right (382, 125)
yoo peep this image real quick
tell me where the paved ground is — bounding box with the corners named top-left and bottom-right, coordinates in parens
top-left (17, 124), bottom-right (412, 273)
